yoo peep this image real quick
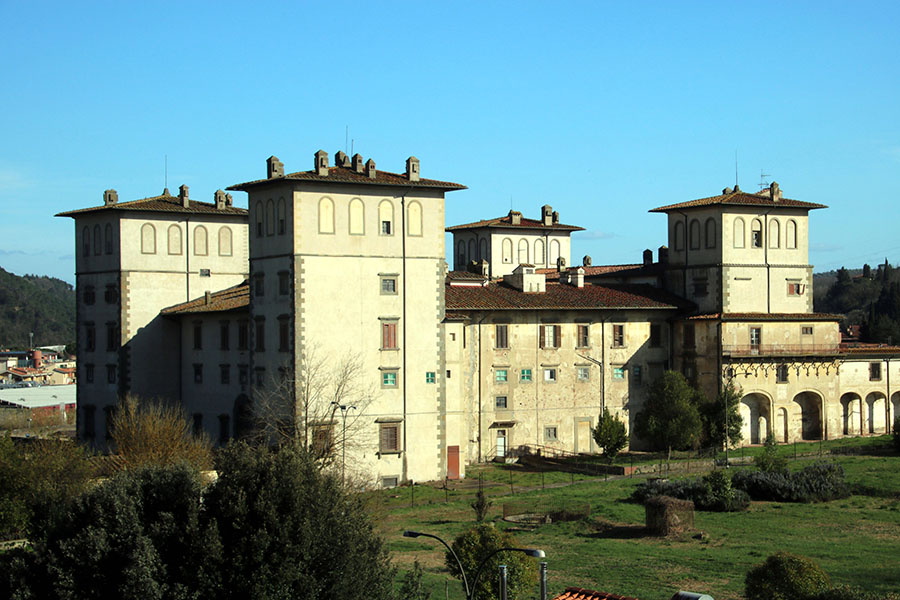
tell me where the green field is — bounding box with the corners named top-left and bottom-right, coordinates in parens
top-left (373, 438), bottom-right (900, 600)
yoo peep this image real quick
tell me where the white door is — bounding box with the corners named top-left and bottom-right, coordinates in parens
top-left (496, 429), bottom-right (507, 458)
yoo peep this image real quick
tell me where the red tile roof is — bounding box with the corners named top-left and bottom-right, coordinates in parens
top-left (161, 281), bottom-right (249, 315)
top-left (552, 586), bottom-right (640, 600)
top-left (539, 265), bottom-right (641, 281)
top-left (686, 312), bottom-right (841, 322)
top-left (839, 342), bottom-right (900, 356)
top-left (446, 281), bottom-right (685, 311)
top-left (447, 270), bottom-right (489, 280)
top-left (650, 189), bottom-right (826, 213)
top-left (447, 213), bottom-right (583, 232)
top-left (56, 190), bottom-right (248, 218)
top-left (228, 165), bottom-right (465, 192)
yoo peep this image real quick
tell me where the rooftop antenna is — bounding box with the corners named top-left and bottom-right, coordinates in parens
top-left (345, 126), bottom-right (349, 154)
top-left (351, 138), bottom-right (354, 156)
top-left (759, 169), bottom-right (771, 191)
top-left (734, 150), bottom-right (739, 189)
top-left (165, 155), bottom-right (168, 189)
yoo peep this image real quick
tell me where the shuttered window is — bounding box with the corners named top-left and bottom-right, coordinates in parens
top-left (539, 325), bottom-right (561, 349)
top-left (379, 423), bottom-right (400, 452)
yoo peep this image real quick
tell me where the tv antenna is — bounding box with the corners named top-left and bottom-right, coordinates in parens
top-left (758, 169), bottom-right (771, 190)
top-left (165, 155), bottom-right (168, 189)
top-left (734, 150), bottom-right (739, 188)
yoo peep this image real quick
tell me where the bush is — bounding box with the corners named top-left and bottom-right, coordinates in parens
top-left (893, 417), bottom-right (900, 452)
top-left (732, 462), bottom-right (850, 503)
top-left (813, 585), bottom-right (900, 600)
top-left (745, 552), bottom-right (830, 600)
top-left (755, 434), bottom-right (788, 473)
top-left (592, 408), bottom-right (628, 461)
top-left (630, 470), bottom-right (749, 512)
top-left (446, 524), bottom-right (538, 600)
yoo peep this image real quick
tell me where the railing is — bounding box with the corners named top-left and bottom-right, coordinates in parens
top-left (722, 344), bottom-right (840, 357)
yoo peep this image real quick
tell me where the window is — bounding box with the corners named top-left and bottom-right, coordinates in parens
top-left (786, 219), bottom-right (798, 249)
top-left (220, 364), bottom-right (230, 385)
top-left (705, 218), bottom-right (716, 249)
top-left (82, 404), bottom-right (95, 438)
top-left (633, 365), bottom-right (642, 384)
top-left (85, 323), bottom-right (96, 352)
top-left (382, 370), bottom-right (398, 387)
top-left (238, 320), bottom-right (248, 351)
top-left (318, 197), bottom-right (335, 234)
top-left (83, 285), bottom-right (95, 305)
top-left (255, 201), bottom-right (264, 237)
top-left (254, 273), bottom-right (265, 297)
top-left (689, 219), bottom-right (701, 250)
top-left (787, 282), bottom-right (804, 296)
top-left (550, 239), bottom-right (561, 266)
top-left (105, 223), bottom-right (113, 254)
top-left (220, 321), bottom-right (230, 350)
top-left (870, 362), bottom-right (882, 381)
top-left (495, 324), bottom-right (509, 349)
top-left (425, 371), bottom-right (436, 384)
top-left (218, 226), bottom-right (233, 256)
top-left (277, 271), bottom-right (289, 296)
top-left (495, 369), bottom-right (508, 383)
top-left (106, 322), bottom-right (119, 351)
top-left (750, 327), bottom-right (762, 350)
top-left (266, 199), bottom-right (275, 236)
top-left (167, 224), bottom-right (182, 255)
top-left (446, 370), bottom-right (452, 378)
top-left (684, 323), bottom-right (696, 349)
top-left (381, 477), bottom-right (399, 488)
top-left (93, 225), bottom-right (101, 255)
top-left (379, 200), bottom-right (394, 235)
top-left (194, 225), bottom-right (208, 256)
top-left (733, 217), bottom-right (745, 249)
top-left (613, 366), bottom-right (625, 380)
top-left (540, 325), bottom-right (561, 349)
top-left (534, 239), bottom-right (545, 265)
top-left (520, 369), bottom-right (532, 382)
top-left (751, 219), bottom-right (763, 248)
top-left (776, 364), bottom-right (789, 383)
top-left (457, 240), bottom-right (466, 266)
top-left (517, 239), bottom-right (529, 264)
top-left (193, 322), bottom-right (202, 350)
top-left (649, 324), bottom-right (662, 348)
top-left (218, 415), bottom-right (230, 444)
top-left (802, 326), bottom-right (813, 336)
top-left (255, 367), bottom-right (265, 387)
top-left (674, 221), bottom-right (684, 251)
top-left (193, 364), bottom-right (203, 384)
top-left (379, 423), bottom-right (400, 453)
top-left (254, 317), bottom-right (265, 351)
top-left (141, 223), bottom-right (156, 254)
top-left (407, 200), bottom-right (423, 236)
top-left (381, 276), bottom-right (397, 295)
top-left (502, 238), bottom-right (513, 263)
top-left (612, 324), bottom-right (624, 347)
top-left (543, 368), bottom-right (557, 382)
top-left (104, 406), bottom-right (116, 440)
top-left (577, 366), bottom-right (590, 381)
top-left (238, 364), bottom-right (248, 385)
top-left (85, 363), bottom-right (94, 383)
top-left (381, 321), bottom-right (398, 350)
top-left (82, 226), bottom-right (90, 256)
top-left (544, 426), bottom-right (558, 442)
top-left (192, 414), bottom-right (203, 437)
top-left (278, 316), bottom-right (290, 352)
top-left (768, 219), bottom-right (780, 249)
top-left (495, 396), bottom-right (508, 409)
top-left (104, 284), bottom-right (117, 304)
top-left (106, 364), bottom-right (117, 384)
top-left (277, 198), bottom-right (286, 235)
top-left (349, 198), bottom-right (365, 235)
top-left (577, 324), bottom-right (589, 348)
top-left (692, 280), bottom-right (708, 296)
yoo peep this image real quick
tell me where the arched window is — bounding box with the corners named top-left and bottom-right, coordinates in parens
top-left (141, 223), bottom-right (156, 254)
top-left (82, 226), bottom-right (90, 256)
top-left (93, 225), bottom-right (101, 255)
top-left (318, 197), bottom-right (334, 234)
top-left (266, 199), bottom-right (275, 236)
top-left (479, 239), bottom-right (488, 261)
top-left (751, 219), bottom-right (763, 248)
top-left (786, 219), bottom-right (798, 249)
top-left (194, 225), bottom-right (208, 256)
top-left (104, 223), bottom-right (113, 254)
top-left (733, 217), bottom-right (745, 248)
top-left (218, 226), bottom-right (233, 256)
top-left (277, 198), bottom-right (286, 235)
top-left (689, 219), bottom-right (701, 250)
top-left (550, 239), bottom-right (561, 265)
top-left (768, 218), bottom-right (780, 249)
top-left (704, 218), bottom-right (716, 249)
top-left (457, 240), bottom-right (466, 266)
top-left (534, 239), bottom-right (545, 265)
top-left (349, 198), bottom-right (364, 235)
top-left (517, 239), bottom-right (529, 264)
top-left (502, 238), bottom-right (513, 263)
top-left (468, 239), bottom-right (476, 262)
top-left (407, 201), bottom-right (422, 236)
top-left (674, 221), bottom-right (684, 251)
top-left (255, 201), bottom-right (264, 238)
top-left (168, 224), bottom-right (182, 255)
top-left (379, 200), bottom-right (394, 235)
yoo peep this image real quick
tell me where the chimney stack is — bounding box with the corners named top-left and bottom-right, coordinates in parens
top-left (225, 193), bottom-right (233, 207)
top-left (335, 151), bottom-right (350, 167)
top-left (406, 156), bottom-right (420, 182)
top-left (509, 210), bottom-right (522, 225)
top-left (583, 255), bottom-right (592, 267)
top-left (643, 249), bottom-right (653, 266)
top-left (214, 189), bottom-right (226, 210)
top-left (658, 245), bottom-right (669, 264)
top-left (179, 185), bottom-right (189, 208)
top-left (542, 205), bottom-right (553, 226)
top-left (770, 181), bottom-right (782, 202)
top-left (267, 156), bottom-right (284, 179)
top-left (365, 158), bottom-right (376, 179)
top-left (103, 189), bottom-right (118, 206)
top-left (315, 150), bottom-right (329, 176)
top-left (352, 153), bottom-right (364, 173)
top-left (556, 256), bottom-right (566, 272)
top-left (552, 211), bottom-right (559, 225)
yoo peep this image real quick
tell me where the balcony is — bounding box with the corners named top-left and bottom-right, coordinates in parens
top-left (722, 344), bottom-right (839, 357)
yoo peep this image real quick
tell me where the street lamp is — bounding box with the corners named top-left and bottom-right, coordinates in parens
top-left (331, 402), bottom-right (356, 483)
top-left (403, 530), bottom-right (545, 600)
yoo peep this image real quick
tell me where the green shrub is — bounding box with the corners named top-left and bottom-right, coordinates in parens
top-left (745, 552), bottom-right (830, 600)
top-left (893, 417), bottom-right (900, 452)
top-left (630, 470), bottom-right (749, 512)
top-left (446, 524), bottom-right (538, 600)
top-left (732, 462), bottom-right (849, 503)
top-left (814, 585), bottom-right (900, 600)
top-left (755, 434), bottom-right (789, 473)
top-left (592, 408), bottom-right (628, 461)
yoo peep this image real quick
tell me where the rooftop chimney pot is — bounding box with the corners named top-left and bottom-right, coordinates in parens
top-left (542, 204), bottom-right (553, 226)
top-left (352, 153), bottom-right (364, 173)
top-left (583, 255), bottom-right (592, 267)
top-left (103, 189), bottom-right (118, 206)
top-left (214, 189), bottom-right (226, 210)
top-left (552, 211), bottom-right (559, 225)
top-left (365, 158), bottom-right (376, 179)
top-left (406, 156), bottom-right (420, 182)
top-left (770, 181), bottom-right (782, 201)
top-left (335, 151), bottom-right (350, 167)
top-left (315, 150), bottom-right (329, 176)
top-left (509, 210), bottom-right (522, 225)
top-left (179, 185), bottom-right (189, 208)
top-left (643, 248), bottom-right (653, 265)
top-left (225, 193), bottom-right (233, 207)
top-left (267, 156), bottom-right (284, 179)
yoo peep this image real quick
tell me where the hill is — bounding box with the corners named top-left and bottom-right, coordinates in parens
top-left (0, 267), bottom-right (75, 348)
top-left (813, 260), bottom-right (900, 343)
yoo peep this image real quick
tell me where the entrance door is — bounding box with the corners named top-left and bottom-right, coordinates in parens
top-left (496, 429), bottom-right (507, 458)
top-left (447, 445), bottom-right (460, 480)
top-left (576, 420), bottom-right (592, 453)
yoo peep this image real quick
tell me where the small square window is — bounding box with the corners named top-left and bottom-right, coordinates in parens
top-left (193, 363), bottom-right (203, 384)
top-left (802, 326), bottom-right (813, 336)
top-left (382, 476), bottom-right (399, 488)
top-left (776, 364), bottom-right (789, 383)
top-left (787, 282), bottom-right (804, 296)
top-left (495, 324), bottom-right (509, 349)
top-left (446, 369), bottom-right (452, 378)
top-left (692, 281), bottom-right (708, 296)
top-left (577, 366), bottom-right (590, 381)
top-left (612, 324), bottom-right (624, 347)
top-left (279, 271), bottom-right (290, 295)
top-left (544, 368), bottom-right (557, 382)
top-left (613, 366), bottom-right (625, 380)
top-left (577, 324), bottom-right (589, 348)
top-left (106, 364), bottom-right (117, 384)
top-left (381, 221), bottom-right (392, 235)
top-left (870, 362), bottom-right (882, 381)
top-left (495, 396), bottom-right (508, 409)
top-left (495, 369), bottom-right (508, 383)
top-left (381, 321), bottom-right (398, 350)
top-left (520, 369), bottom-right (532, 382)
top-left (199, 268), bottom-right (211, 277)
top-left (381, 277), bottom-right (397, 295)
top-left (425, 371), bottom-right (436, 384)
top-left (544, 426), bottom-right (558, 441)
top-left (379, 423), bottom-right (400, 452)
top-left (382, 371), bottom-right (398, 387)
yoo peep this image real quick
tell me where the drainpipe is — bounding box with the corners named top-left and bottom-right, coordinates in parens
top-left (401, 193), bottom-right (408, 483)
top-left (476, 314), bottom-right (487, 462)
top-left (886, 357), bottom-right (891, 432)
top-left (599, 317), bottom-right (606, 414)
top-left (761, 209), bottom-right (773, 313)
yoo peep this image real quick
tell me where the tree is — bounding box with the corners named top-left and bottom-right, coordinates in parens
top-left (699, 380), bottom-right (743, 450)
top-left (445, 524), bottom-right (538, 600)
top-left (634, 371), bottom-right (702, 461)
top-left (110, 395), bottom-right (212, 471)
top-left (755, 433), bottom-right (788, 473)
top-left (745, 552), bottom-right (830, 600)
top-left (592, 408), bottom-right (628, 461)
top-left (397, 560), bottom-right (431, 600)
top-left (471, 478), bottom-right (493, 522)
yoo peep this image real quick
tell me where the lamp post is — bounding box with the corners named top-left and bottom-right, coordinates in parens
top-left (403, 530), bottom-right (545, 600)
top-left (331, 402), bottom-right (356, 484)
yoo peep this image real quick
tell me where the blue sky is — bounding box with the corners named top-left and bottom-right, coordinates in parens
top-left (1, 1), bottom-right (898, 284)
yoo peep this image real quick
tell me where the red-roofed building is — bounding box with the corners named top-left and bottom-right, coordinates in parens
top-left (552, 586), bottom-right (640, 600)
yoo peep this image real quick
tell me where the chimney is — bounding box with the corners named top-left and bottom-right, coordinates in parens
top-left (658, 245), bottom-right (669, 264)
top-left (267, 156), bottom-right (284, 179)
top-left (509, 210), bottom-right (522, 225)
top-left (352, 153), bottom-right (364, 173)
top-left (583, 255), bottom-right (592, 267)
top-left (179, 185), bottom-right (189, 208)
top-left (335, 151), bottom-right (350, 167)
top-left (733, 184), bottom-right (741, 193)
top-left (556, 256), bottom-right (566, 272)
top-left (214, 189), bottom-right (226, 210)
top-left (315, 150), bottom-right (329, 176)
top-left (406, 156), bottom-right (420, 182)
top-left (225, 193), bottom-right (233, 207)
top-left (723, 187), bottom-right (733, 195)
top-left (570, 267), bottom-right (585, 288)
top-left (542, 204), bottom-right (553, 226)
top-left (204, 291), bottom-right (211, 305)
top-left (103, 189), bottom-right (118, 206)
top-left (770, 181), bottom-right (782, 202)
top-left (552, 211), bottom-right (559, 225)
top-left (478, 259), bottom-right (489, 278)
top-left (643, 248), bottom-right (653, 265)
top-left (365, 158), bottom-right (376, 179)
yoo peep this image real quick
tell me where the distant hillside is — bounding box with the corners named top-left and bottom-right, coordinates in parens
top-left (814, 260), bottom-right (900, 344)
top-left (0, 267), bottom-right (75, 348)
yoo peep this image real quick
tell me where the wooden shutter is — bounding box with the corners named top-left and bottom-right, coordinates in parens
top-left (554, 325), bottom-right (561, 348)
top-left (539, 326), bottom-right (545, 348)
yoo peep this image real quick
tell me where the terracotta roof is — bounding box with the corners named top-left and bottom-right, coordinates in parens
top-left (650, 189), bottom-right (826, 213)
top-left (447, 270), bottom-right (488, 280)
top-left (539, 264), bottom-right (641, 281)
top-left (686, 312), bottom-right (841, 322)
top-left (443, 312), bottom-right (471, 321)
top-left (56, 190), bottom-right (248, 218)
top-left (552, 586), bottom-right (640, 600)
top-left (839, 342), bottom-right (900, 356)
top-left (447, 213), bottom-right (583, 232)
top-left (446, 281), bottom-right (686, 311)
top-left (228, 165), bottom-right (465, 192)
top-left (161, 281), bottom-right (249, 315)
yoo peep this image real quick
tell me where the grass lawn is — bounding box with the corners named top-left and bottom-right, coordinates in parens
top-left (374, 438), bottom-right (900, 600)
